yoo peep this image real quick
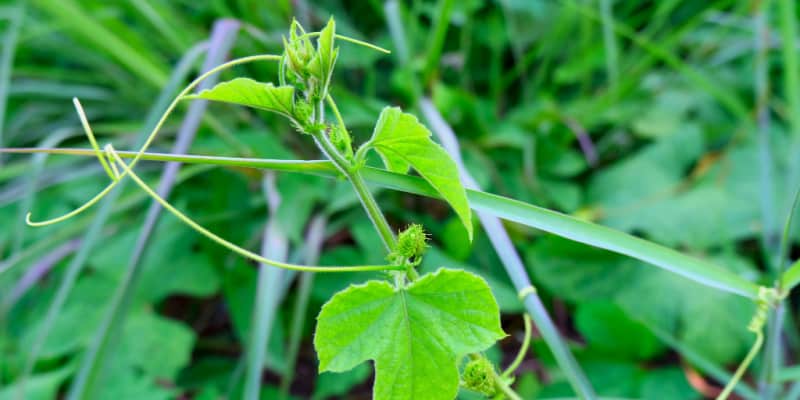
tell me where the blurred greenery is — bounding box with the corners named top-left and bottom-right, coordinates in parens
top-left (1, 0), bottom-right (799, 399)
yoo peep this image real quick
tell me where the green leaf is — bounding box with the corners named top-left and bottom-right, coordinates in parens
top-left (616, 267), bottom-right (754, 365)
top-left (308, 17), bottom-right (338, 97)
top-left (575, 301), bottom-right (664, 361)
top-left (369, 107), bottom-right (473, 239)
top-left (184, 78), bottom-right (295, 118)
top-left (640, 367), bottom-right (700, 400)
top-left (118, 310), bottom-right (195, 379)
top-left (314, 268), bottom-right (505, 400)
top-left (0, 366), bottom-right (72, 400)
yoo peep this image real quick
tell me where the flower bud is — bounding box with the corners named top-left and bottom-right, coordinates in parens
top-left (330, 125), bottom-right (353, 160)
top-left (395, 224), bottom-right (428, 261)
top-left (462, 356), bottom-right (497, 397)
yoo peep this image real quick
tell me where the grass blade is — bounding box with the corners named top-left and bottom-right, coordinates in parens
top-left (31, 0), bottom-right (168, 87)
top-left (358, 167), bottom-right (763, 299)
top-left (756, 2), bottom-right (784, 397)
top-left (0, 4), bottom-right (22, 165)
top-left (16, 40), bottom-right (209, 400)
top-left (65, 29), bottom-right (228, 398)
top-left (280, 214), bottom-right (326, 398)
top-left (564, 0), bottom-right (751, 124)
top-left (2, 238), bottom-right (81, 311)
top-left (599, 0), bottom-right (619, 91)
top-left (12, 129), bottom-right (74, 254)
top-left (10, 148), bottom-right (762, 299)
top-left (245, 172), bottom-right (289, 400)
top-left (422, 0), bottom-right (454, 86)
top-left (420, 98), bottom-right (597, 398)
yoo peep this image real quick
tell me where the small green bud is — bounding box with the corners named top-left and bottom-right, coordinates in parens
top-left (394, 224), bottom-right (428, 262)
top-left (330, 126), bottom-right (353, 160)
top-left (462, 356), bottom-right (497, 397)
top-left (283, 20), bottom-right (315, 82)
top-left (293, 99), bottom-right (312, 125)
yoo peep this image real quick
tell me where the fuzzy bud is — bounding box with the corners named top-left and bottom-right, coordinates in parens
top-left (395, 224), bottom-right (428, 261)
top-left (462, 356), bottom-right (497, 397)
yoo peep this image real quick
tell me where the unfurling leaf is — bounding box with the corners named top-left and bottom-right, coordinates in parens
top-left (314, 268), bottom-right (505, 400)
top-left (368, 107), bottom-right (473, 240)
top-left (307, 17), bottom-right (338, 99)
top-left (184, 78), bottom-right (296, 119)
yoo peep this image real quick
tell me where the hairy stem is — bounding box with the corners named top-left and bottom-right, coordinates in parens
top-left (310, 106), bottom-right (397, 251)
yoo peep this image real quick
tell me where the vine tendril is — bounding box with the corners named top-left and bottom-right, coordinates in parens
top-left (101, 144), bottom-right (402, 273)
top-left (716, 286), bottom-right (779, 400)
top-left (26, 54), bottom-right (282, 226)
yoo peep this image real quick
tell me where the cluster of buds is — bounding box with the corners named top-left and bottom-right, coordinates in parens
top-left (283, 19), bottom-right (353, 157)
top-left (283, 21), bottom-right (316, 94)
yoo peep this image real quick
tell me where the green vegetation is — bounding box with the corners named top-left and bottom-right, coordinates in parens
top-left (2, 1), bottom-right (800, 399)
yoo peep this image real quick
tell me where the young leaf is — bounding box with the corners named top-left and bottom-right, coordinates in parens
top-left (782, 259), bottom-right (800, 291)
top-left (314, 268), bottom-right (505, 400)
top-left (308, 17), bottom-right (338, 98)
top-left (369, 107), bottom-right (473, 239)
top-left (184, 78), bottom-right (295, 119)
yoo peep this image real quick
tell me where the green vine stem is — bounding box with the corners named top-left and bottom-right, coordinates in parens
top-left (310, 126), bottom-right (397, 251)
top-left (716, 287), bottom-right (778, 400)
top-left (502, 314), bottom-right (532, 379)
top-left (493, 373), bottom-right (522, 400)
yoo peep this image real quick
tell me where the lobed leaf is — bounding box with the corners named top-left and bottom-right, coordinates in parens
top-left (183, 78), bottom-right (295, 119)
top-left (369, 107), bottom-right (473, 239)
top-left (314, 268), bottom-right (505, 400)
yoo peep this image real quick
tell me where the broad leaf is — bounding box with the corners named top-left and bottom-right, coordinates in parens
top-left (184, 78), bottom-right (295, 118)
top-left (314, 268), bottom-right (505, 400)
top-left (369, 107), bottom-right (473, 239)
top-left (574, 301), bottom-right (664, 361)
top-left (308, 17), bottom-right (338, 97)
top-left (0, 366), bottom-right (72, 400)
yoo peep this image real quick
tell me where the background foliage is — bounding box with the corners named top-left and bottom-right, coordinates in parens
top-left (1, 0), bottom-right (799, 399)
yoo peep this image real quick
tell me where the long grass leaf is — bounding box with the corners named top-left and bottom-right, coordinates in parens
top-left (280, 214), bottom-right (326, 398)
top-left (12, 129), bottom-right (74, 254)
top-left (12, 148), bottom-right (762, 298)
top-left (756, 2), bottom-right (784, 397)
top-left (245, 172), bottom-right (289, 400)
top-left (599, 0), bottom-right (619, 91)
top-left (60, 39), bottom-right (212, 400)
top-left (564, 0), bottom-right (751, 124)
top-left (18, 41), bottom-right (206, 400)
top-left (0, 4), bottom-right (22, 165)
top-left (31, 0), bottom-right (168, 87)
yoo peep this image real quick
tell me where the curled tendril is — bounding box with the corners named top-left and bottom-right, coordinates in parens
top-left (28, 27), bottom-right (389, 227)
top-left (716, 286), bottom-right (779, 400)
top-left (100, 143), bottom-right (402, 273)
top-left (26, 54), bottom-right (283, 227)
top-left (502, 314), bottom-right (532, 379)
top-left (25, 28), bottom-right (400, 272)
